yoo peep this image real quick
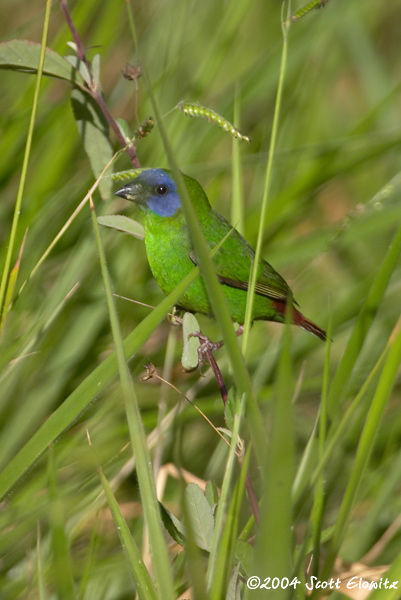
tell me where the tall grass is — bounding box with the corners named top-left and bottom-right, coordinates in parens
top-left (1, 0), bottom-right (401, 598)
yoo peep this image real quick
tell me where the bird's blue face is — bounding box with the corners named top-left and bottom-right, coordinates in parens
top-left (115, 169), bottom-right (181, 217)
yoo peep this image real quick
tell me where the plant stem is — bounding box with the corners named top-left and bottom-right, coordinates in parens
top-left (0, 0), bottom-right (53, 332)
top-left (58, 0), bottom-right (140, 167)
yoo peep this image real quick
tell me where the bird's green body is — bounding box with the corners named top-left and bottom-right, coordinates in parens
top-left (115, 169), bottom-right (326, 340)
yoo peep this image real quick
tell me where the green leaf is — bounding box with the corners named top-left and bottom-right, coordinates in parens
top-left (92, 53), bottom-right (101, 87)
top-left (0, 39), bottom-right (85, 85)
top-left (226, 563), bottom-right (241, 600)
top-left (224, 388), bottom-right (236, 431)
top-left (205, 481), bottom-right (219, 510)
top-left (235, 540), bottom-right (252, 576)
top-left (181, 312), bottom-right (201, 371)
top-left (71, 88), bottom-right (113, 200)
top-left (97, 214), bottom-right (144, 240)
top-left (185, 483), bottom-right (215, 552)
top-left (116, 117), bottom-right (132, 143)
top-left (159, 503), bottom-right (186, 546)
top-left (64, 55), bottom-right (92, 86)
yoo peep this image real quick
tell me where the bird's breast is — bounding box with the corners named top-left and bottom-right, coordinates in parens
top-left (143, 217), bottom-right (194, 295)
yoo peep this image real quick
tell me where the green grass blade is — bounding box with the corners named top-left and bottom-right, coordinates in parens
top-left (0, 227), bottom-right (230, 500)
top-left (310, 328), bottom-right (394, 490)
top-left (77, 512), bottom-right (101, 600)
top-left (90, 198), bottom-right (175, 599)
top-left (366, 550), bottom-right (401, 600)
top-left (231, 88), bottom-right (245, 235)
top-left (310, 322), bottom-right (332, 580)
top-left (36, 523), bottom-right (46, 600)
top-left (0, 263), bottom-right (198, 500)
top-left (249, 320), bottom-right (294, 600)
top-left (210, 436), bottom-right (250, 600)
top-left (327, 223), bottom-right (401, 416)
top-left (321, 321), bottom-right (401, 579)
top-left (0, 0), bottom-right (52, 322)
top-left (47, 445), bottom-right (76, 600)
top-left (95, 456), bottom-right (158, 600)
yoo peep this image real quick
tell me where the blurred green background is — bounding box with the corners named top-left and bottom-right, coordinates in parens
top-left (1, 0), bottom-right (401, 598)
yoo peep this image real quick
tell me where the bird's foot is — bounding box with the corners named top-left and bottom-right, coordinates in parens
top-left (189, 325), bottom-right (245, 367)
top-left (188, 331), bottom-right (224, 368)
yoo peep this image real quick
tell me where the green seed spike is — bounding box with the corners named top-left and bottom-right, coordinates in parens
top-left (290, 0), bottom-right (330, 21)
top-left (134, 116), bottom-right (155, 140)
top-left (177, 101), bottom-right (251, 143)
top-left (111, 168), bottom-right (147, 182)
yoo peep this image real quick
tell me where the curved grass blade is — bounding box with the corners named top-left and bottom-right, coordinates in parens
top-left (90, 197), bottom-right (175, 599)
top-left (47, 446), bottom-right (76, 600)
top-left (92, 445), bottom-right (158, 600)
top-left (0, 232), bottom-right (230, 501)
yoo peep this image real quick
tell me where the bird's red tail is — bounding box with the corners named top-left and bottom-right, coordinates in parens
top-left (273, 301), bottom-right (327, 341)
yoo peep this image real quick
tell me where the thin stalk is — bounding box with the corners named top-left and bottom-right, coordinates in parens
top-left (15, 149), bottom-right (121, 300)
top-left (0, 0), bottom-right (53, 328)
top-left (206, 393), bottom-right (245, 591)
top-left (58, 0), bottom-right (139, 166)
top-left (242, 11), bottom-right (290, 355)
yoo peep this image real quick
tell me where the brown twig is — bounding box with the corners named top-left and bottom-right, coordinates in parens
top-left (206, 348), bottom-right (228, 404)
top-left (200, 343), bottom-right (260, 525)
top-left (141, 363), bottom-right (231, 448)
top-left (58, 0), bottom-right (140, 168)
top-left (245, 473), bottom-right (260, 525)
top-left (208, 353), bottom-right (260, 524)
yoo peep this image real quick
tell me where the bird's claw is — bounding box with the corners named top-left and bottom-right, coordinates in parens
top-left (188, 331), bottom-right (224, 368)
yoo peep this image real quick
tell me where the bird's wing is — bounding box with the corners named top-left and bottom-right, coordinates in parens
top-left (188, 209), bottom-right (296, 303)
top-left (189, 250), bottom-right (295, 304)
top-left (216, 274), bottom-right (292, 302)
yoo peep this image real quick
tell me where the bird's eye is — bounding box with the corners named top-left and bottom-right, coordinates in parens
top-left (155, 184), bottom-right (168, 195)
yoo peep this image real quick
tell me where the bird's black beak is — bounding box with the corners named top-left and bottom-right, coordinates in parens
top-left (115, 186), bottom-right (129, 199)
top-left (115, 181), bottom-right (141, 202)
